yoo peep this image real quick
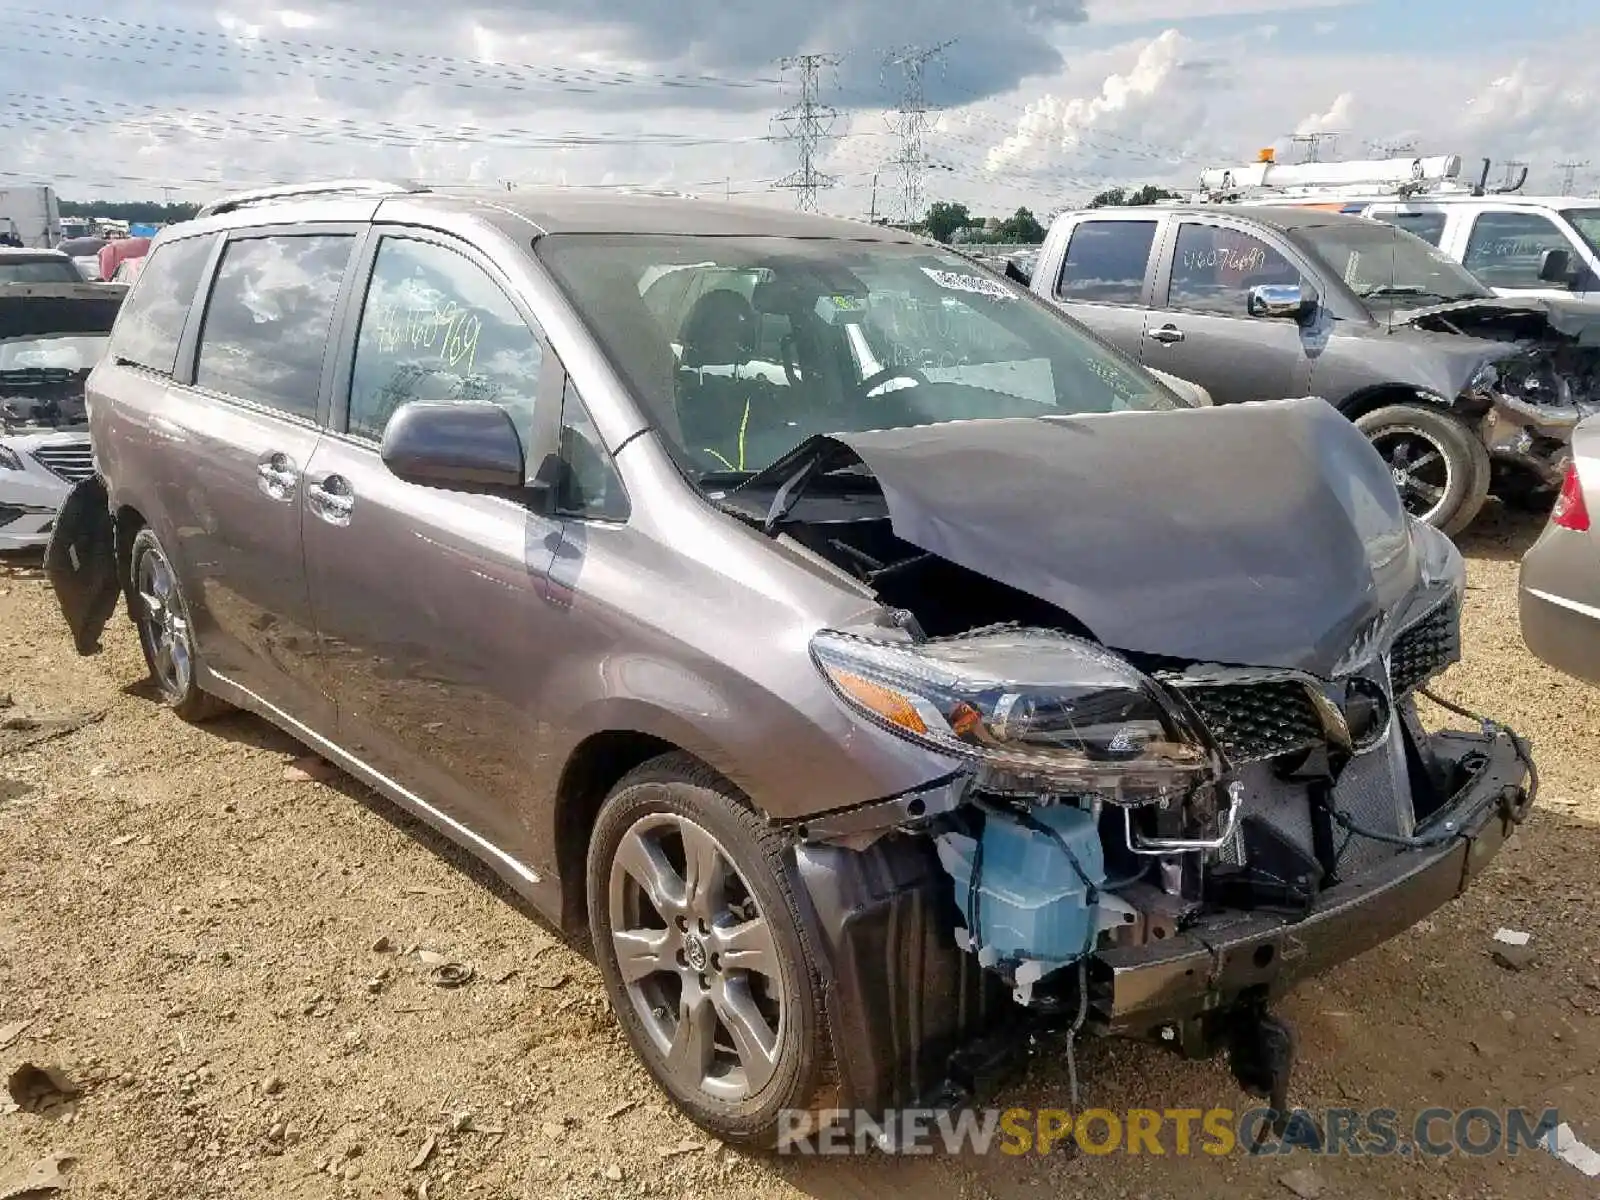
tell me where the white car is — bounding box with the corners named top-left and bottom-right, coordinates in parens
top-left (0, 281), bottom-right (126, 551)
top-left (1352, 196), bottom-right (1599, 303)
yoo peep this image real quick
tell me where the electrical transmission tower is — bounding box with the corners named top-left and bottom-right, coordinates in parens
top-left (1557, 159), bottom-right (1589, 194)
top-left (1367, 139), bottom-right (1416, 157)
top-left (1499, 160), bottom-right (1529, 190)
top-left (883, 40), bottom-right (954, 224)
top-left (1289, 132), bottom-right (1339, 163)
top-left (772, 54), bottom-right (842, 212)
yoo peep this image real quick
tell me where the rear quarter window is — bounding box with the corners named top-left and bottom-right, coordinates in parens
top-left (107, 234), bottom-right (215, 375)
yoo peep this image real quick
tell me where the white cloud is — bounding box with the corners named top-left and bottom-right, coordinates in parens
top-left (1084, 0), bottom-right (1352, 25)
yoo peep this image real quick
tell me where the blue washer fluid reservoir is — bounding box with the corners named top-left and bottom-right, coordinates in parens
top-left (936, 803), bottom-right (1106, 970)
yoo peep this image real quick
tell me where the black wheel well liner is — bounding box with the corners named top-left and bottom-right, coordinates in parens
top-left (1335, 384), bottom-right (1452, 422)
top-left (113, 504), bottom-right (147, 616)
top-left (553, 731), bottom-right (735, 932)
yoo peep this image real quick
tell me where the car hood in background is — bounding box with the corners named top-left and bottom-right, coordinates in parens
top-left (831, 397), bottom-right (1418, 676)
top-left (0, 282), bottom-right (127, 339)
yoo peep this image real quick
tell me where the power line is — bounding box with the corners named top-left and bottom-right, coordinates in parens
top-left (883, 40), bottom-right (954, 223)
top-left (771, 53), bottom-right (841, 212)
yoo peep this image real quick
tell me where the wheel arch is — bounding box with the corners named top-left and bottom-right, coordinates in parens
top-left (553, 729), bottom-right (741, 935)
top-left (1334, 383), bottom-right (1452, 422)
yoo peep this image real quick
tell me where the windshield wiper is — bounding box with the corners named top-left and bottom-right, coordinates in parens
top-left (0, 367), bottom-right (80, 384)
top-left (1357, 285), bottom-right (1444, 300)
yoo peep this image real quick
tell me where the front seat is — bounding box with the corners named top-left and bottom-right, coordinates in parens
top-left (677, 290), bottom-right (761, 471)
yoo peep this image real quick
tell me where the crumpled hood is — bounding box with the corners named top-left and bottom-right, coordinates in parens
top-left (833, 397), bottom-right (1419, 676)
top-left (1398, 294), bottom-right (1600, 346)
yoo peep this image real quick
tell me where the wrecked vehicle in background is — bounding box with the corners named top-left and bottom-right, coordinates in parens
top-left (1031, 204), bottom-right (1600, 532)
top-left (44, 184), bottom-right (1535, 1148)
top-left (0, 280), bottom-right (124, 550)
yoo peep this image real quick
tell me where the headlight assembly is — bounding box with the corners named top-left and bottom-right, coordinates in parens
top-left (0, 446), bottom-right (24, 471)
top-left (810, 627), bottom-right (1220, 801)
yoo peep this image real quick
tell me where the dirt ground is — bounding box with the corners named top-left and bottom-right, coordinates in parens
top-left (4, 502), bottom-right (1600, 1199)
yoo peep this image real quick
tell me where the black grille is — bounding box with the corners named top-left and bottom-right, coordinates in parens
top-left (30, 442), bottom-right (94, 483)
top-left (1173, 681), bottom-right (1324, 765)
top-left (1390, 597), bottom-right (1461, 696)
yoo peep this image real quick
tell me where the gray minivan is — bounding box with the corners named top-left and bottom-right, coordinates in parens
top-left (47, 182), bottom-right (1532, 1147)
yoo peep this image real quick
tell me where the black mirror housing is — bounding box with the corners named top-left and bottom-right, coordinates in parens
top-left (381, 401), bottom-right (527, 491)
top-left (1538, 248), bottom-right (1574, 284)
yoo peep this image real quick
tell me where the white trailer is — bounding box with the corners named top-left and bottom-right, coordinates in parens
top-left (0, 186), bottom-right (61, 248)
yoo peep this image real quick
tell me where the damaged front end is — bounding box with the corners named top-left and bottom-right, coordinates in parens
top-left (1410, 298), bottom-right (1600, 490)
top-left (753, 400), bottom-right (1535, 1118)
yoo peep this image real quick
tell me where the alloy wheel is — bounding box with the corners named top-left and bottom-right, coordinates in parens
top-left (136, 544), bottom-right (194, 699)
top-left (1371, 427), bottom-right (1452, 523)
top-left (606, 812), bottom-right (784, 1103)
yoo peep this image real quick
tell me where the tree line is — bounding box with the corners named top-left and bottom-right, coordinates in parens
top-left (58, 199), bottom-right (202, 223)
top-left (915, 185), bottom-right (1183, 245)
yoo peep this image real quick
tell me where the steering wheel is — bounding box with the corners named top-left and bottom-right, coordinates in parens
top-left (858, 365), bottom-right (929, 396)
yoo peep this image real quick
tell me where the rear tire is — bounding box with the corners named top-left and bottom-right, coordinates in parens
top-left (1355, 404), bottom-right (1490, 535)
top-left (128, 528), bottom-right (231, 723)
top-left (586, 753), bottom-right (836, 1148)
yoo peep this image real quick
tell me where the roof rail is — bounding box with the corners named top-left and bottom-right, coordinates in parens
top-left (196, 179), bottom-right (429, 218)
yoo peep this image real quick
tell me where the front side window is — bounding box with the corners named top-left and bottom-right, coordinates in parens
top-left (106, 234), bottom-right (214, 375)
top-left (1369, 210), bottom-right (1448, 247)
top-left (195, 234), bottom-right (355, 419)
top-left (538, 234), bottom-right (1180, 481)
top-left (1167, 224), bottom-right (1302, 316)
top-left (556, 378), bottom-right (627, 521)
top-left (1294, 219), bottom-right (1489, 309)
top-left (347, 237), bottom-right (544, 459)
top-left (1056, 220), bottom-right (1158, 305)
top-left (1464, 211), bottom-right (1574, 289)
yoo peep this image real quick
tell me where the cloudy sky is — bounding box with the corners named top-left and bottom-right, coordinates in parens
top-left (6, 0), bottom-right (1598, 216)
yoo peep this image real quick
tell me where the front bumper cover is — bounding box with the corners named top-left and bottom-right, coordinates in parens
top-left (1093, 727), bottom-right (1531, 1036)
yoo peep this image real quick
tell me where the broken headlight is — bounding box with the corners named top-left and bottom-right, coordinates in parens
top-left (810, 627), bottom-right (1220, 800)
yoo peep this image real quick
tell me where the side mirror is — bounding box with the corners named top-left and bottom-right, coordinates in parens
top-left (1005, 258), bottom-right (1033, 287)
top-left (1538, 247), bottom-right (1573, 284)
top-left (1247, 282), bottom-right (1317, 322)
top-left (381, 401), bottom-right (528, 492)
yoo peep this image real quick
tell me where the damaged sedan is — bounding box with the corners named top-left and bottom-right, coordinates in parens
top-left (45, 186), bottom-right (1534, 1148)
top-left (0, 280), bottom-right (124, 550)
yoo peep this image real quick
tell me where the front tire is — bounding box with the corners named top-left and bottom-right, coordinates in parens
top-left (586, 754), bottom-right (835, 1147)
top-left (128, 528), bottom-right (230, 723)
top-left (1355, 404), bottom-right (1490, 535)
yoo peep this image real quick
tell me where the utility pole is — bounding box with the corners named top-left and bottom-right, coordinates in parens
top-left (1289, 131), bottom-right (1339, 163)
top-left (1557, 160), bottom-right (1589, 195)
top-left (883, 40), bottom-right (954, 224)
top-left (771, 53), bottom-right (842, 212)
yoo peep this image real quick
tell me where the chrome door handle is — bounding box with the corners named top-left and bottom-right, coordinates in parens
top-left (307, 476), bottom-right (355, 526)
top-left (1148, 325), bottom-right (1186, 345)
top-left (256, 453), bottom-right (299, 501)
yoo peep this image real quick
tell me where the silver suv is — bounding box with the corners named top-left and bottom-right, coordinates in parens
top-left (47, 182), bottom-right (1532, 1146)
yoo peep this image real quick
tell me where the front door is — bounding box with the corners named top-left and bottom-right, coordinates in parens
top-left (1141, 219), bottom-right (1314, 405)
top-left (301, 229), bottom-right (567, 864)
top-left (172, 230), bottom-right (360, 726)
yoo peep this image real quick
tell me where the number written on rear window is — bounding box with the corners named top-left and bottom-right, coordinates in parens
top-left (1167, 224), bottom-right (1301, 316)
top-left (347, 237), bottom-right (544, 462)
top-left (107, 235), bottom-right (214, 375)
top-left (195, 234), bottom-right (356, 420)
top-left (1056, 221), bottom-right (1158, 305)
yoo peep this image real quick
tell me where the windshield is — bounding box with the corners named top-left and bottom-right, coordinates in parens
top-left (0, 334), bottom-right (110, 371)
top-left (1564, 209), bottom-right (1600, 258)
top-left (1292, 221), bottom-right (1491, 311)
top-left (0, 258), bottom-right (83, 284)
top-left (537, 234), bottom-right (1181, 479)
